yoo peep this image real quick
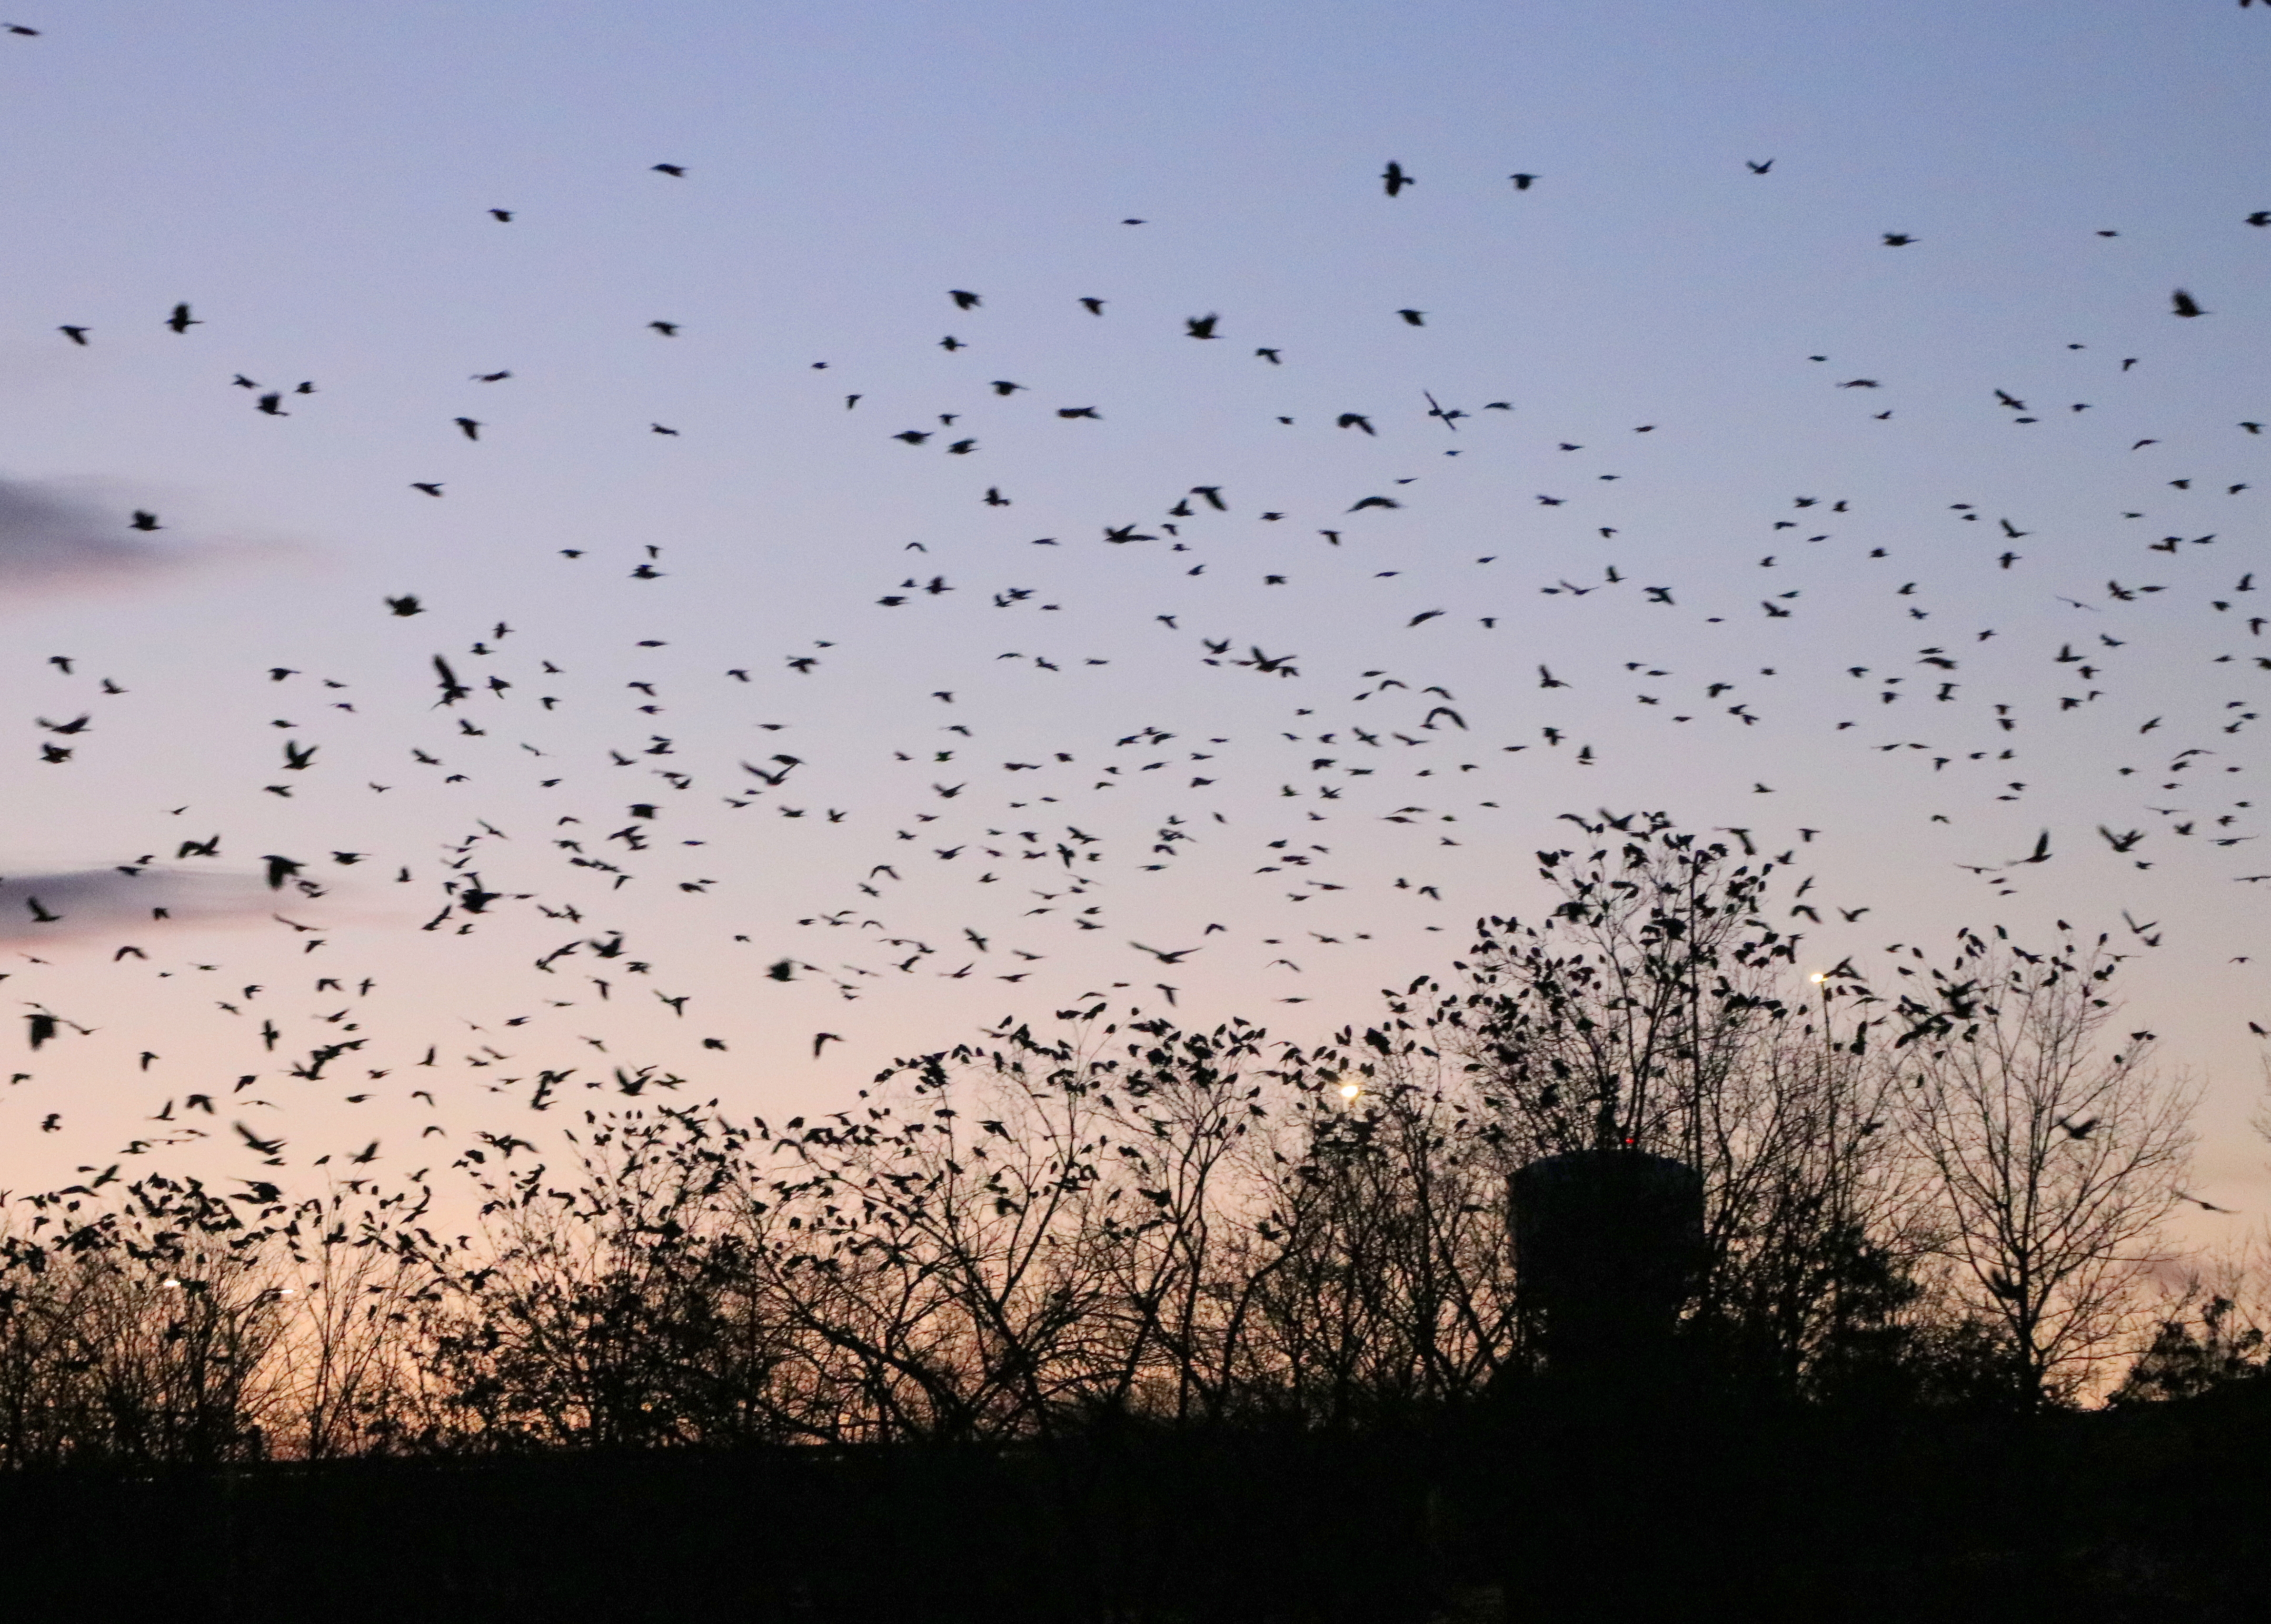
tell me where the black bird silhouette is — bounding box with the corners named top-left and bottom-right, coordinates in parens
top-left (129, 510), bottom-right (160, 531)
top-left (58, 325), bottom-right (87, 344)
top-left (1381, 160), bottom-right (1414, 197)
top-left (232, 1121), bottom-right (286, 1158)
top-left (2171, 288), bottom-right (2207, 317)
top-left (431, 655), bottom-right (469, 705)
top-left (1185, 314), bottom-right (1220, 339)
top-left (489, 208), bottom-right (512, 221)
top-left (165, 303), bottom-right (200, 332)
top-left (652, 163), bottom-right (686, 176)
top-left (949, 289), bottom-right (981, 309)
top-left (1746, 159), bottom-right (1773, 173)
top-left (1882, 233), bottom-right (1915, 246)
top-left (1397, 308), bottom-right (1425, 326)
top-left (1130, 941), bottom-right (1199, 963)
top-left (1509, 173), bottom-right (1537, 189)
top-left (455, 417), bottom-right (481, 440)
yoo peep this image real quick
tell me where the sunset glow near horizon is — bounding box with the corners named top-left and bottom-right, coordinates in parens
top-left (1, 1), bottom-right (2266, 1234)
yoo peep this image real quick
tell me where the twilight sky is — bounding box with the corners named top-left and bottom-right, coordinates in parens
top-left (2, 0), bottom-right (2266, 1225)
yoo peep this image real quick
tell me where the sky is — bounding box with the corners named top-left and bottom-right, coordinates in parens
top-left (1, 0), bottom-right (2267, 1230)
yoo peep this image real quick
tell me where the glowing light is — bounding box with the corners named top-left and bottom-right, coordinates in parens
top-left (1809, 972), bottom-right (1826, 984)
top-left (1337, 1082), bottom-right (1361, 1100)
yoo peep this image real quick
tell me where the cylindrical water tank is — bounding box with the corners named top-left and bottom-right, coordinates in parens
top-left (1511, 1149), bottom-right (1704, 1374)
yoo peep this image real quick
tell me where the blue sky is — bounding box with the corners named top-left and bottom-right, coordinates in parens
top-left (2, 1), bottom-right (2266, 1216)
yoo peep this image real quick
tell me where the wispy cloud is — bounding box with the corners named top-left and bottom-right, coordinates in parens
top-left (0, 867), bottom-right (278, 945)
top-left (0, 477), bottom-right (188, 593)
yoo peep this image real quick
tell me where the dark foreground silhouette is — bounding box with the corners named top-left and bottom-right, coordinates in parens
top-left (7, 1370), bottom-right (2263, 1624)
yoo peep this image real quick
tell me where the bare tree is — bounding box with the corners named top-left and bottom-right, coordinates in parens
top-left (1437, 814), bottom-right (1936, 1392)
top-left (1896, 931), bottom-right (2197, 1407)
top-left (1058, 1014), bottom-right (1277, 1426)
top-left (1239, 1044), bottom-right (1518, 1420)
top-left (1698, 1022), bottom-right (1936, 1399)
top-left (2110, 1268), bottom-right (2267, 1404)
top-left (1455, 813), bottom-right (1804, 1166)
top-left (753, 1010), bottom-right (1284, 1440)
top-left (409, 1105), bottom-right (799, 1450)
top-left (752, 1023), bottom-right (1132, 1443)
top-left (271, 1189), bottom-right (435, 1459)
top-left (0, 1176), bottom-right (290, 1465)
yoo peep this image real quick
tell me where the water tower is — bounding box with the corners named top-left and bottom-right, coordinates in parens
top-left (1511, 1149), bottom-right (1703, 1379)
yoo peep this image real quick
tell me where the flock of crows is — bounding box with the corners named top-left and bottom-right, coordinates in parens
top-left (5, 17), bottom-right (2268, 1205)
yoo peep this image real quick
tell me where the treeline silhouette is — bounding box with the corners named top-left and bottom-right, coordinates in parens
top-left (1, 814), bottom-right (2261, 1621)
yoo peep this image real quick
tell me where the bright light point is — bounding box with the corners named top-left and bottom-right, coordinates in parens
top-left (1809, 972), bottom-right (1827, 983)
top-left (1337, 1082), bottom-right (1361, 1100)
